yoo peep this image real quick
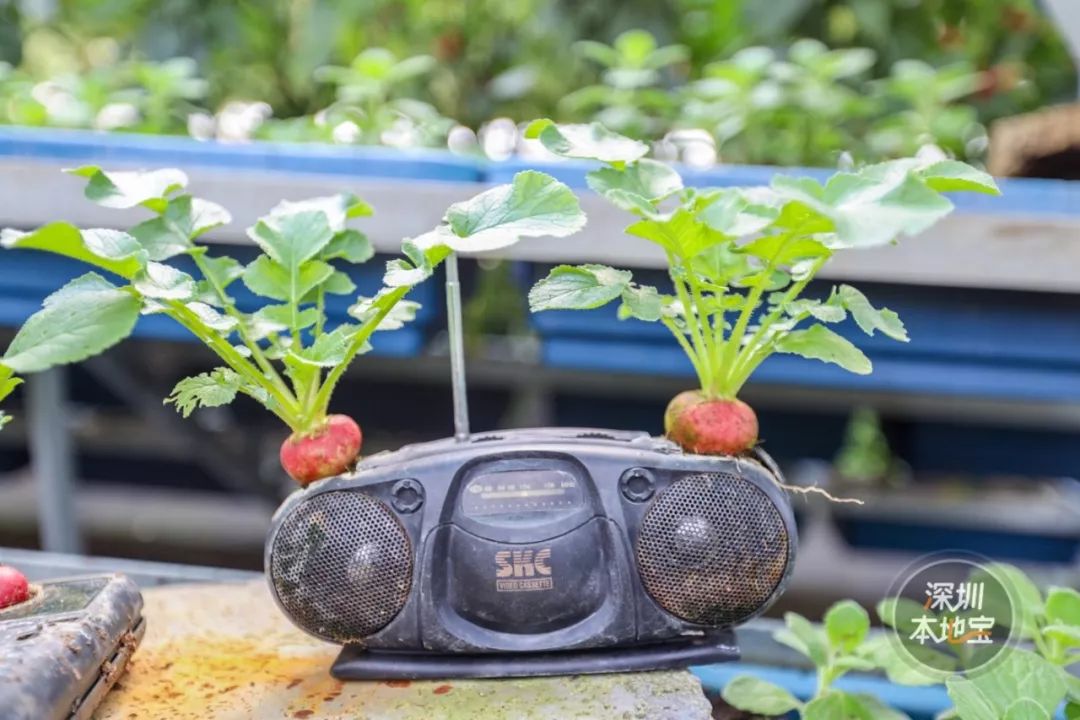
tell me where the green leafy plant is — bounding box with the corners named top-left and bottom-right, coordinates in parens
top-left (680, 41), bottom-right (987, 166)
top-left (259, 48), bottom-right (455, 148)
top-left (0, 53), bottom-right (206, 135)
top-left (560, 29), bottom-right (689, 139)
top-left (0, 166), bottom-right (583, 483)
top-left (126, 57), bottom-right (208, 135)
top-left (722, 566), bottom-right (1080, 719)
top-left (680, 39), bottom-right (876, 167)
top-left (526, 119), bottom-right (999, 455)
top-left (867, 60), bottom-right (986, 162)
top-left (722, 600), bottom-right (935, 719)
top-left (834, 407), bottom-right (899, 485)
top-left (942, 564), bottom-right (1080, 719)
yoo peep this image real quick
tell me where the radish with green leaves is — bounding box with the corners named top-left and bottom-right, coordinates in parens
top-left (526, 119), bottom-right (1000, 456)
top-left (1, 167), bottom-right (584, 484)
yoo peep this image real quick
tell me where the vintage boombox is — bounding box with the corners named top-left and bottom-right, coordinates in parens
top-left (265, 427), bottom-right (797, 679)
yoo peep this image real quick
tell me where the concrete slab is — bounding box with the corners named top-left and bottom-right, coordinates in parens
top-left (94, 580), bottom-right (712, 720)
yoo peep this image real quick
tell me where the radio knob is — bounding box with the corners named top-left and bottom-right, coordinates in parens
top-left (620, 468), bottom-right (656, 502)
top-left (391, 478), bottom-right (424, 514)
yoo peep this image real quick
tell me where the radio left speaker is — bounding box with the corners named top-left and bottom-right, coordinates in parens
top-left (268, 491), bottom-right (413, 643)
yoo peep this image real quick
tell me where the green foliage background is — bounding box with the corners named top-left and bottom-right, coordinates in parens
top-left (1, 0), bottom-right (1073, 131)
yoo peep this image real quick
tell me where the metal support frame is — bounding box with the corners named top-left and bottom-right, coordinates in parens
top-left (26, 367), bottom-right (82, 553)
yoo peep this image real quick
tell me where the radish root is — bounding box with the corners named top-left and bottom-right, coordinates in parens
top-left (778, 482), bottom-right (864, 505)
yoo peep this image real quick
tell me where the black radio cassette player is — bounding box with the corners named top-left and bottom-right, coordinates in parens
top-left (266, 428), bottom-right (796, 679)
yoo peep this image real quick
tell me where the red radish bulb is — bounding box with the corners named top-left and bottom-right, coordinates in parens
top-left (280, 414), bottom-right (363, 486)
top-left (0, 565), bottom-right (29, 609)
top-left (665, 390), bottom-right (759, 456)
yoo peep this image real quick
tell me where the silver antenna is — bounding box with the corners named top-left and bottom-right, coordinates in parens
top-left (445, 253), bottom-right (470, 442)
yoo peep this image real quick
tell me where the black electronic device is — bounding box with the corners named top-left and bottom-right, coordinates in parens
top-left (266, 428), bottom-right (795, 679)
top-left (0, 573), bottom-right (145, 719)
top-left (263, 254), bottom-right (797, 679)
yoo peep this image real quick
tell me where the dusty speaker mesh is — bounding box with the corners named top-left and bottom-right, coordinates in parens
top-left (270, 491), bottom-right (412, 643)
top-left (636, 472), bottom-right (789, 626)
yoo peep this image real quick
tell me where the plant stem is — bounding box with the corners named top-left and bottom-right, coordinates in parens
top-left (661, 316), bottom-right (708, 390)
top-left (726, 255), bottom-right (828, 395)
top-left (1032, 623), bottom-right (1053, 661)
top-left (309, 285), bottom-right (410, 421)
top-left (719, 234), bottom-right (791, 395)
top-left (237, 387), bottom-right (294, 427)
top-left (683, 259), bottom-right (719, 387)
top-left (315, 287), bottom-right (326, 337)
top-left (190, 251), bottom-right (298, 408)
top-left (165, 302), bottom-right (302, 429)
top-left (668, 252), bottom-right (713, 392)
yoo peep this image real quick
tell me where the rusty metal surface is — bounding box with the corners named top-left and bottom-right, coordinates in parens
top-left (93, 581), bottom-right (711, 720)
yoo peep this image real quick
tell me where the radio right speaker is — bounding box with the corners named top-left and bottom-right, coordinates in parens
top-left (635, 470), bottom-right (791, 627)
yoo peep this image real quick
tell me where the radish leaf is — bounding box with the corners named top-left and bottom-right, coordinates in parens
top-left (2, 274), bottom-right (141, 373)
top-left (443, 170), bottom-right (586, 252)
top-left (242, 255), bottom-right (334, 302)
top-left (947, 650), bottom-right (1066, 720)
top-left (133, 262), bottom-right (198, 300)
top-left (253, 305), bottom-right (317, 334)
top-left (185, 301), bottom-right (238, 332)
top-left (198, 255), bottom-right (244, 292)
top-left (770, 168), bottom-right (955, 248)
top-left (384, 256), bottom-right (433, 288)
top-left (529, 264), bottom-right (632, 311)
top-left (619, 284), bottom-right (663, 321)
top-left (269, 193), bottom-right (373, 230)
top-left (288, 325), bottom-right (358, 367)
top-left (42, 271), bottom-right (118, 303)
top-left (586, 159), bottom-right (682, 213)
top-left (776, 324), bottom-right (872, 374)
top-left (838, 285), bottom-right (908, 341)
top-left (349, 297), bottom-right (420, 331)
top-left (722, 676), bottom-right (802, 715)
top-left (825, 600), bottom-right (870, 652)
top-left (525, 119), bottom-right (649, 165)
top-left (698, 190), bottom-right (778, 237)
top-left (131, 195), bottom-right (231, 261)
top-left (627, 209), bottom-right (727, 257)
top-left (2, 224), bottom-right (147, 279)
top-left (322, 229), bottom-right (373, 263)
top-left (166, 368), bottom-right (252, 418)
top-left (315, 271), bottom-right (357, 297)
top-left (915, 160), bottom-right (998, 195)
top-left (67, 166), bottom-right (187, 211)
top-left (247, 210), bottom-right (334, 268)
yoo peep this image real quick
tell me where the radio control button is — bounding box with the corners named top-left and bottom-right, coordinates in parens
top-left (620, 468), bottom-right (656, 503)
top-left (391, 479), bottom-right (424, 514)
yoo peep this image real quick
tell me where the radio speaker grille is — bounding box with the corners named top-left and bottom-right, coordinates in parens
top-left (636, 472), bottom-right (789, 626)
top-left (269, 491), bottom-right (412, 643)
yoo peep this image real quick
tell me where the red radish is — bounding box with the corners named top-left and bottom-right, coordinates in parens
top-left (665, 391), bottom-right (758, 456)
top-left (280, 414), bottom-right (363, 486)
top-left (0, 565), bottom-right (29, 609)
